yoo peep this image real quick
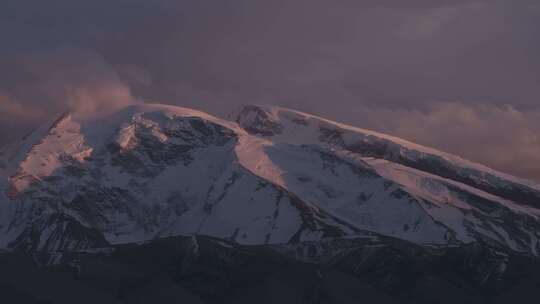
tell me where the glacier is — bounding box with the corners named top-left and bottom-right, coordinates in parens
top-left (0, 103), bottom-right (539, 258)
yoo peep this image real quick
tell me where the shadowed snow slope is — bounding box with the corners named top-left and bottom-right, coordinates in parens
top-left (1, 103), bottom-right (539, 257)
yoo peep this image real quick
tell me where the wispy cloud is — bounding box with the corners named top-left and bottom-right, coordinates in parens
top-left (0, 0), bottom-right (539, 181)
top-left (313, 102), bottom-right (540, 182)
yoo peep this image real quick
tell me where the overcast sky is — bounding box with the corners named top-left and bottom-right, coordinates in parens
top-left (1, 0), bottom-right (539, 182)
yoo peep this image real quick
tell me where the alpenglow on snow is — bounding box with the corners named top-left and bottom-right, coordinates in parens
top-left (1, 104), bottom-right (539, 256)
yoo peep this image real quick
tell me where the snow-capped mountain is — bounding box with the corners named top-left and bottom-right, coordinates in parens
top-left (1, 103), bottom-right (539, 258)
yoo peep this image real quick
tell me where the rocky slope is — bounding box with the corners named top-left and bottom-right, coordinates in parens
top-left (0, 103), bottom-right (539, 261)
top-left (1, 235), bottom-right (540, 304)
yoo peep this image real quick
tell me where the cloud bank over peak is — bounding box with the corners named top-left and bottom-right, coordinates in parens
top-left (0, 0), bottom-right (539, 182)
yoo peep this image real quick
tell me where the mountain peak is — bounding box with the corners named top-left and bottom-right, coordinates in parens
top-left (1, 103), bottom-right (539, 258)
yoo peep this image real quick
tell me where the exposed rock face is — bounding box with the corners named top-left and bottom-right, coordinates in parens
top-left (232, 105), bottom-right (283, 136)
top-left (0, 103), bottom-right (539, 260)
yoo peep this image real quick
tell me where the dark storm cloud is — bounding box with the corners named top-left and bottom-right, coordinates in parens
top-left (1, 0), bottom-right (539, 181)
